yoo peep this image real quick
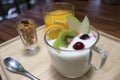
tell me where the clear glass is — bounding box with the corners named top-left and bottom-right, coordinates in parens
top-left (42, 2), bottom-right (75, 28)
top-left (17, 18), bottom-right (39, 54)
top-left (44, 26), bottom-right (108, 78)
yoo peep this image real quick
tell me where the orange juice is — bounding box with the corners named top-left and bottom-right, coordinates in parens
top-left (44, 10), bottom-right (74, 28)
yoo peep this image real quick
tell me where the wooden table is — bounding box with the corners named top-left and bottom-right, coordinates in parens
top-left (0, 0), bottom-right (120, 80)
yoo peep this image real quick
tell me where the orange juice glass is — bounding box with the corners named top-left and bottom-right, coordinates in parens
top-left (42, 2), bottom-right (75, 28)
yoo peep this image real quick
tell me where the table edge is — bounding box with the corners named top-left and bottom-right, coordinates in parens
top-left (0, 25), bottom-right (119, 47)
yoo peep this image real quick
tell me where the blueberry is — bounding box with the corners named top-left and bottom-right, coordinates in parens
top-left (80, 34), bottom-right (89, 40)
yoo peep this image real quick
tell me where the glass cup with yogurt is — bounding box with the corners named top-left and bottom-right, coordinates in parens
top-left (44, 26), bottom-right (108, 78)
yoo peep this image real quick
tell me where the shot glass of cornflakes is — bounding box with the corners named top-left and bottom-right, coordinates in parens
top-left (17, 18), bottom-right (40, 54)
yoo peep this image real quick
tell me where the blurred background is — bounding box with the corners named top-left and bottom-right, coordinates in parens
top-left (0, 0), bottom-right (120, 22)
top-left (0, 0), bottom-right (41, 22)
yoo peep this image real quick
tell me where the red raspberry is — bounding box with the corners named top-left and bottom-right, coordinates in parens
top-left (73, 42), bottom-right (84, 50)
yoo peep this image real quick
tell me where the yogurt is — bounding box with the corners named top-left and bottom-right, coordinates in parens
top-left (47, 32), bottom-right (97, 78)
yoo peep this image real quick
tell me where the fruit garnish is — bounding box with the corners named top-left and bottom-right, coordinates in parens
top-left (44, 24), bottom-right (65, 39)
top-left (66, 16), bottom-right (81, 33)
top-left (53, 40), bottom-right (59, 49)
top-left (79, 16), bottom-right (90, 34)
top-left (53, 29), bottom-right (76, 49)
top-left (65, 36), bottom-right (74, 44)
top-left (66, 16), bottom-right (90, 34)
top-left (80, 34), bottom-right (90, 40)
top-left (73, 42), bottom-right (84, 50)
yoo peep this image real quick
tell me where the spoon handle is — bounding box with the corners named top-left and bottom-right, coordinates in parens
top-left (23, 71), bottom-right (40, 80)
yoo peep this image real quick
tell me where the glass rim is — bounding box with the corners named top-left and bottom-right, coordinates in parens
top-left (42, 2), bottom-right (75, 15)
top-left (16, 18), bottom-right (37, 27)
top-left (16, 18), bottom-right (34, 23)
top-left (44, 25), bottom-right (100, 52)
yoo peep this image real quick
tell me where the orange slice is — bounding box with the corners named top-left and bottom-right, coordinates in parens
top-left (44, 24), bottom-right (65, 39)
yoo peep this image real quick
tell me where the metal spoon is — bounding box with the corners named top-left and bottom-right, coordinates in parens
top-left (4, 56), bottom-right (40, 80)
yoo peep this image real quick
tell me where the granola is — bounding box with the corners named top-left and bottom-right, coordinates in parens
top-left (17, 19), bottom-right (36, 45)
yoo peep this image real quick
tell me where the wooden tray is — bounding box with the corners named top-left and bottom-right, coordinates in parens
top-left (0, 25), bottom-right (120, 80)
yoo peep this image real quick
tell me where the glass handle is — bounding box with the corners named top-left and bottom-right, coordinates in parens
top-left (92, 46), bottom-right (108, 70)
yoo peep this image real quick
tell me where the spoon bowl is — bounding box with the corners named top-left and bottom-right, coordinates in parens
top-left (4, 56), bottom-right (40, 80)
top-left (4, 57), bottom-right (25, 73)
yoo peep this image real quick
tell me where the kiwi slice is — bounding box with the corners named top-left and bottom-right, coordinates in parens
top-left (53, 29), bottom-right (76, 49)
top-left (53, 40), bottom-right (59, 49)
